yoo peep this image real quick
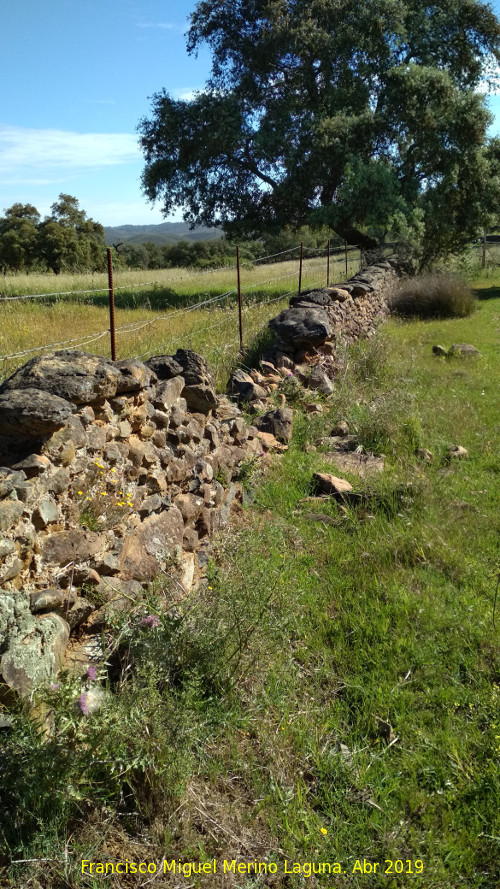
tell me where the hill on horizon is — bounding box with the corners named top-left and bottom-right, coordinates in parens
top-left (103, 221), bottom-right (222, 246)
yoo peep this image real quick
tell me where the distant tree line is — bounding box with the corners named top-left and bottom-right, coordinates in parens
top-left (0, 195), bottom-right (107, 274)
top-left (117, 224), bottom-right (342, 270)
top-left (0, 194), bottom-right (343, 274)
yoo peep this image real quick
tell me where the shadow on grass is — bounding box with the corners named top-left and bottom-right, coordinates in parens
top-left (472, 285), bottom-right (500, 301)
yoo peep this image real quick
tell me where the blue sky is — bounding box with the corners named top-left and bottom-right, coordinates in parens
top-left (1, 0), bottom-right (500, 226)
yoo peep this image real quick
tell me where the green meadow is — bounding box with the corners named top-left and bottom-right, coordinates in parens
top-left (0, 268), bottom-right (499, 888)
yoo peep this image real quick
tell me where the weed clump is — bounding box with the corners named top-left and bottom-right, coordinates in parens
top-left (390, 273), bottom-right (476, 319)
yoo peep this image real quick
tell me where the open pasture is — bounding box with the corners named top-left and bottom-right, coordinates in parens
top-left (0, 251), bottom-right (360, 386)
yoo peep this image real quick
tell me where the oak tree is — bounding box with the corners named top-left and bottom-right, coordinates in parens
top-left (139, 0), bottom-right (500, 264)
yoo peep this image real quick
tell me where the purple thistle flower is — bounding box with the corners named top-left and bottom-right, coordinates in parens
top-left (86, 665), bottom-right (98, 681)
top-left (50, 682), bottom-right (61, 692)
top-left (141, 614), bottom-right (160, 628)
top-left (78, 693), bottom-right (89, 715)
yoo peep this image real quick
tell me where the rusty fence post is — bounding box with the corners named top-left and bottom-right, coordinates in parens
top-left (236, 246), bottom-right (243, 353)
top-left (107, 247), bottom-right (116, 361)
top-left (298, 241), bottom-right (303, 295)
top-left (344, 241), bottom-right (348, 277)
top-left (327, 239), bottom-right (330, 286)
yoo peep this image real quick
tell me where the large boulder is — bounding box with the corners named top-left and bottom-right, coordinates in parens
top-left (1, 611), bottom-right (70, 696)
top-left (0, 388), bottom-right (74, 437)
top-left (269, 307), bottom-right (331, 347)
top-left (0, 350), bottom-right (122, 405)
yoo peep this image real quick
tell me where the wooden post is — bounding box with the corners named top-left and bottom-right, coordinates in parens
top-left (298, 241), bottom-right (303, 295)
top-left (107, 247), bottom-right (116, 361)
top-left (236, 245), bottom-right (243, 353)
top-left (327, 239), bottom-right (330, 286)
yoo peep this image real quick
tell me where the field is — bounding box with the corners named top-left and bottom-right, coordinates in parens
top-left (0, 262), bottom-right (499, 888)
top-left (0, 251), bottom-right (360, 387)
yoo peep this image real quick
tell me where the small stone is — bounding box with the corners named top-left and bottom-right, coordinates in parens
top-left (30, 588), bottom-right (77, 614)
top-left (313, 472), bottom-right (354, 496)
top-left (174, 493), bottom-right (204, 525)
top-left (33, 500), bottom-right (59, 529)
top-left (139, 494), bottom-right (162, 517)
top-left (450, 343), bottom-right (481, 356)
top-left (117, 420), bottom-right (132, 439)
top-left (416, 447), bottom-right (433, 462)
top-left (332, 421), bottom-right (350, 436)
top-left (86, 426), bottom-right (107, 451)
top-left (447, 444), bottom-right (469, 459)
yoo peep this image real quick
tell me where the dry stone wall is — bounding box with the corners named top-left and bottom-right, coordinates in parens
top-left (0, 261), bottom-right (400, 701)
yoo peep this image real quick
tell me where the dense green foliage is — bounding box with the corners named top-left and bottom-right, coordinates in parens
top-left (139, 0), bottom-right (500, 266)
top-left (0, 195), bottom-right (106, 274)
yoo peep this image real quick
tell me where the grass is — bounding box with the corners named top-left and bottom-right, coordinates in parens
top-left (390, 272), bottom-right (476, 318)
top-left (0, 268), bottom-right (499, 888)
top-left (0, 253), bottom-right (360, 388)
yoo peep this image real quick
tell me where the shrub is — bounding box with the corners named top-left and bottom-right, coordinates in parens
top-left (390, 273), bottom-right (476, 319)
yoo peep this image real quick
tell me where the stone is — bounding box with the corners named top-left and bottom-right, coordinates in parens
top-left (174, 493), bottom-right (204, 525)
top-left (0, 613), bottom-right (70, 696)
top-left (40, 530), bottom-right (104, 566)
top-left (255, 407), bottom-right (293, 443)
top-left (0, 350), bottom-right (122, 405)
top-left (432, 344), bottom-right (448, 357)
top-left (33, 500), bottom-right (59, 529)
top-left (86, 426), bottom-right (107, 451)
top-left (93, 552), bottom-right (121, 575)
top-left (256, 430), bottom-right (287, 451)
top-left (416, 447), bottom-right (433, 462)
top-left (138, 494), bottom-right (162, 517)
top-left (119, 507), bottom-right (184, 581)
top-left (11, 455), bottom-right (50, 476)
top-left (0, 537), bottom-right (16, 559)
top-left (313, 472), bottom-right (354, 496)
top-left (324, 452), bottom-right (385, 477)
top-left (228, 370), bottom-right (267, 402)
top-left (0, 556), bottom-right (23, 583)
top-left (0, 388), bottom-right (74, 437)
top-left (450, 343), bottom-right (481, 356)
top-left (307, 366), bottom-right (335, 395)
top-left (179, 552), bottom-right (196, 593)
top-left (30, 588), bottom-right (77, 614)
top-left (66, 597), bottom-right (95, 630)
top-left (182, 528), bottom-right (199, 552)
top-left (332, 421), bottom-right (350, 436)
top-left (269, 307), bottom-right (331, 347)
top-left (115, 358), bottom-right (157, 393)
top-left (447, 444), bottom-right (469, 459)
top-left (94, 576), bottom-right (143, 603)
top-left (0, 501), bottom-right (24, 532)
top-left (152, 377), bottom-right (185, 410)
top-left (44, 468), bottom-right (70, 495)
top-left (145, 355), bottom-right (184, 380)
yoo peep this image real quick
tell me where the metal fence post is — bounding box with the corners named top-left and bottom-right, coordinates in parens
top-left (236, 246), bottom-right (243, 353)
top-left (107, 247), bottom-right (116, 361)
top-left (344, 241), bottom-right (348, 277)
top-left (298, 241), bottom-right (303, 295)
top-left (327, 239), bottom-right (330, 286)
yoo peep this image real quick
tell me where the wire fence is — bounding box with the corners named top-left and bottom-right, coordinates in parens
top-left (0, 241), bottom-right (361, 381)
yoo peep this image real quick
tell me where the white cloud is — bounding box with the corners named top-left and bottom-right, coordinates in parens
top-left (0, 126), bottom-right (141, 179)
top-left (137, 21), bottom-right (185, 33)
top-left (171, 88), bottom-right (204, 102)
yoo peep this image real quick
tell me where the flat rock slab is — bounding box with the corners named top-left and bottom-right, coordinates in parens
top-left (0, 388), bottom-right (74, 436)
top-left (119, 507), bottom-right (184, 581)
top-left (0, 350), bottom-right (122, 405)
top-left (40, 529), bottom-right (105, 566)
top-left (269, 307), bottom-right (331, 347)
top-left (313, 472), bottom-right (354, 496)
top-left (324, 452), bottom-right (385, 477)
